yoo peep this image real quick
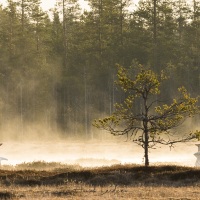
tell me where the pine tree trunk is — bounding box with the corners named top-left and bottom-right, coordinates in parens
top-left (144, 130), bottom-right (149, 166)
top-left (98, 0), bottom-right (103, 67)
top-left (144, 93), bottom-right (149, 166)
top-left (84, 65), bottom-right (88, 138)
top-left (21, 0), bottom-right (24, 33)
top-left (63, 0), bottom-right (67, 68)
top-left (153, 0), bottom-right (157, 70)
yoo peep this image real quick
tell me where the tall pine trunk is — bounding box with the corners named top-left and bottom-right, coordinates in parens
top-left (144, 92), bottom-right (149, 166)
top-left (153, 0), bottom-right (157, 70)
top-left (144, 129), bottom-right (149, 166)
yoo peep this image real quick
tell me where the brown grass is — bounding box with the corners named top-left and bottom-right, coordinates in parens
top-left (0, 162), bottom-right (200, 199)
top-left (0, 185), bottom-right (200, 199)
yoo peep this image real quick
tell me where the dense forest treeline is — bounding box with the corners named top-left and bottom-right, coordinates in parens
top-left (0, 0), bottom-right (199, 139)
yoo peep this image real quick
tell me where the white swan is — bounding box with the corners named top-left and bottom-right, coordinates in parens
top-left (0, 144), bottom-right (8, 165)
top-left (0, 157), bottom-right (8, 165)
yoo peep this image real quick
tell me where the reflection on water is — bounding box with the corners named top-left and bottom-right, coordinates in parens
top-left (0, 141), bottom-right (197, 167)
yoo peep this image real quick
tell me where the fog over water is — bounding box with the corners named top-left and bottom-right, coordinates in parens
top-left (0, 139), bottom-right (198, 167)
top-left (0, 119), bottom-right (199, 167)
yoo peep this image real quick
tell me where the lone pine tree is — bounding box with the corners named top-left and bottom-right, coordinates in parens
top-left (94, 64), bottom-right (200, 166)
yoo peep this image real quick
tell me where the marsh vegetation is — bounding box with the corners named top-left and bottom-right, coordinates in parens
top-left (0, 162), bottom-right (200, 199)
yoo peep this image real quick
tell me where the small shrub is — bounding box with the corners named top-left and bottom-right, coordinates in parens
top-left (0, 191), bottom-right (13, 200)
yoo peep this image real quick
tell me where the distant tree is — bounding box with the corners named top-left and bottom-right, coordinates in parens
top-left (94, 63), bottom-right (200, 166)
top-left (30, 0), bottom-right (47, 51)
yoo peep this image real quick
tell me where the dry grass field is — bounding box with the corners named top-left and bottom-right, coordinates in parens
top-left (0, 162), bottom-right (200, 199)
top-left (1, 184), bottom-right (200, 199)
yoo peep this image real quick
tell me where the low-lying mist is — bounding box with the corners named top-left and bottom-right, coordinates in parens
top-left (0, 139), bottom-right (198, 167)
top-left (0, 119), bottom-right (199, 168)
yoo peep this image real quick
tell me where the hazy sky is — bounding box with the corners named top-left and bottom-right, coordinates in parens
top-left (40, 0), bottom-right (139, 11)
top-left (0, 0), bottom-right (139, 11)
top-left (40, 0), bottom-right (90, 11)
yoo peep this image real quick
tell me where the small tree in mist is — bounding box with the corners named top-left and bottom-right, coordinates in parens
top-left (94, 64), bottom-right (200, 166)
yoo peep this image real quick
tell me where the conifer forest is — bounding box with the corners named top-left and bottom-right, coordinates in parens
top-left (0, 0), bottom-right (199, 139)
